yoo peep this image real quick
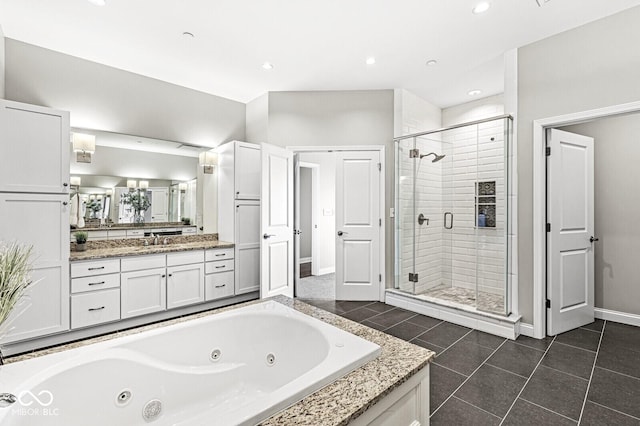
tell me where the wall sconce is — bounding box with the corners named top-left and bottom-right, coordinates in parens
top-left (178, 182), bottom-right (188, 193)
top-left (96, 194), bottom-right (103, 201)
top-left (105, 189), bottom-right (113, 197)
top-left (70, 176), bottom-right (82, 187)
top-left (127, 180), bottom-right (137, 192)
top-left (139, 180), bottom-right (149, 191)
top-left (199, 151), bottom-right (217, 174)
top-left (72, 133), bottom-right (96, 163)
top-left (89, 194), bottom-right (96, 201)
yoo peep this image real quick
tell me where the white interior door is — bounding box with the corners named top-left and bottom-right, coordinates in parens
top-left (260, 143), bottom-right (294, 298)
top-left (547, 128), bottom-right (595, 335)
top-left (294, 155), bottom-right (301, 288)
top-left (336, 151), bottom-right (381, 301)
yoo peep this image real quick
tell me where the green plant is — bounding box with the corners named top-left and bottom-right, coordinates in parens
top-left (74, 231), bottom-right (88, 244)
top-left (85, 199), bottom-right (103, 213)
top-left (181, 217), bottom-right (191, 225)
top-left (0, 242), bottom-right (35, 330)
top-left (121, 191), bottom-right (151, 212)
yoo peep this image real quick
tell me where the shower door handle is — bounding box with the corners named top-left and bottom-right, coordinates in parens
top-left (444, 212), bottom-right (453, 229)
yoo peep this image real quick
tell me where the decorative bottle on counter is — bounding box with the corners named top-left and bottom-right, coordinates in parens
top-left (478, 211), bottom-right (486, 228)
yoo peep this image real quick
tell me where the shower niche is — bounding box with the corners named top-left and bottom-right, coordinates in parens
top-left (394, 115), bottom-right (512, 317)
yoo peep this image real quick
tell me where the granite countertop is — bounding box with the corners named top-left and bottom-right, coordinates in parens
top-left (7, 296), bottom-right (434, 425)
top-left (69, 234), bottom-right (233, 261)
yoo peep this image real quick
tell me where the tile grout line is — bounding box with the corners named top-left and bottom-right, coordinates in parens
top-left (430, 336), bottom-right (509, 418)
top-left (420, 325), bottom-right (476, 361)
top-left (595, 365), bottom-right (640, 382)
top-left (498, 335), bottom-right (557, 426)
top-left (518, 397), bottom-right (580, 423)
top-left (483, 362), bottom-right (529, 380)
top-left (540, 365), bottom-right (590, 383)
top-left (451, 396), bottom-right (503, 421)
top-left (551, 339), bottom-right (598, 354)
top-left (577, 320), bottom-right (606, 425)
top-left (588, 400), bottom-right (640, 422)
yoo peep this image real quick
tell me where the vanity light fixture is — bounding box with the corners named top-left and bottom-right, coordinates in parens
top-left (70, 176), bottom-right (82, 187)
top-left (178, 182), bottom-right (188, 193)
top-left (96, 194), bottom-right (103, 201)
top-left (139, 180), bottom-right (149, 191)
top-left (127, 180), bottom-right (137, 191)
top-left (472, 2), bottom-right (491, 14)
top-left (105, 189), bottom-right (113, 196)
top-left (89, 194), bottom-right (96, 201)
top-left (199, 151), bottom-right (218, 174)
top-left (72, 133), bottom-right (96, 163)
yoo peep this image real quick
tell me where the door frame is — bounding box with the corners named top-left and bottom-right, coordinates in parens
top-left (532, 100), bottom-right (640, 339)
top-left (287, 145), bottom-right (386, 302)
top-left (297, 162), bottom-right (320, 276)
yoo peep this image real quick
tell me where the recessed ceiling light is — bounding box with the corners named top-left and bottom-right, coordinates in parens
top-left (262, 62), bottom-right (274, 70)
top-left (425, 60), bottom-right (438, 66)
top-left (182, 32), bottom-right (195, 38)
top-left (366, 57), bottom-right (376, 65)
top-left (87, 0), bottom-right (106, 5)
top-left (468, 89), bottom-right (482, 96)
top-left (472, 2), bottom-right (491, 14)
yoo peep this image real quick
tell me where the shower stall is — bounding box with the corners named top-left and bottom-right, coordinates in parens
top-left (394, 115), bottom-right (513, 317)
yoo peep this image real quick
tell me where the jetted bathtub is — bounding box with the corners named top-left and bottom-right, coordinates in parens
top-left (0, 300), bottom-right (380, 425)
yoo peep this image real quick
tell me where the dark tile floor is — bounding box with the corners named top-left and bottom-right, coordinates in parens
top-left (300, 262), bottom-right (312, 278)
top-left (300, 299), bottom-right (640, 425)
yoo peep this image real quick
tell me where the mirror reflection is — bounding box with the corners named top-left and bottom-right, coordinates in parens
top-left (69, 128), bottom-right (207, 231)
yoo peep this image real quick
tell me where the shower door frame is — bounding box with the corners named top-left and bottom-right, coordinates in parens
top-left (394, 114), bottom-right (514, 314)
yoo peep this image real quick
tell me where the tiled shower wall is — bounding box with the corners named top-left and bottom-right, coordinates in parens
top-left (398, 94), bottom-right (508, 301)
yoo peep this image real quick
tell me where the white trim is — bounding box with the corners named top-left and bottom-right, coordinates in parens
top-left (317, 267), bottom-right (335, 276)
top-left (288, 145), bottom-right (386, 302)
top-left (518, 322), bottom-right (535, 338)
top-left (386, 290), bottom-right (521, 340)
top-left (299, 257), bottom-right (312, 264)
top-left (298, 161), bottom-right (320, 276)
top-left (595, 308), bottom-right (640, 328)
top-left (532, 100), bottom-right (640, 339)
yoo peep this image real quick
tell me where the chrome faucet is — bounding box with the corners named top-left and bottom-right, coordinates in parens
top-left (0, 393), bottom-right (16, 408)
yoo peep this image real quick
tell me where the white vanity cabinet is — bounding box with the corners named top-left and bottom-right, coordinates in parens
top-left (205, 248), bottom-right (235, 301)
top-left (121, 255), bottom-right (167, 319)
top-left (218, 141), bottom-right (261, 296)
top-left (0, 100), bottom-right (70, 194)
top-left (166, 251), bottom-right (205, 309)
top-left (0, 98), bottom-right (71, 346)
top-left (70, 259), bottom-right (121, 329)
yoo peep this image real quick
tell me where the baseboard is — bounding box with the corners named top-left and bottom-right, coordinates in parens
top-left (318, 267), bottom-right (335, 276)
top-left (595, 308), bottom-right (640, 327)
top-left (518, 322), bottom-right (535, 337)
top-left (299, 257), bottom-right (311, 264)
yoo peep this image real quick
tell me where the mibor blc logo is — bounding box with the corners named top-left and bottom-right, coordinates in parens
top-left (12, 390), bottom-right (60, 417)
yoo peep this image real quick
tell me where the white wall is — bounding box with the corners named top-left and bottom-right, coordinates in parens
top-left (561, 114), bottom-right (640, 316)
top-left (70, 145), bottom-right (198, 181)
top-left (299, 167), bottom-right (313, 259)
top-left (298, 152), bottom-right (336, 275)
top-left (517, 5), bottom-right (640, 323)
top-left (5, 39), bottom-right (245, 146)
top-left (0, 25), bottom-right (5, 98)
top-left (246, 93), bottom-right (269, 143)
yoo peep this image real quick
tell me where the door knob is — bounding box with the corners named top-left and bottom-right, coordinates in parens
top-left (590, 236), bottom-right (599, 243)
top-left (337, 231), bottom-right (348, 236)
top-left (263, 233), bottom-right (275, 239)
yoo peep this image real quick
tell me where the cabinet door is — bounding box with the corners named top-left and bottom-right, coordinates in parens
top-left (236, 201), bottom-right (260, 294)
top-left (150, 188), bottom-right (169, 222)
top-left (0, 193), bottom-right (70, 344)
top-left (0, 100), bottom-right (70, 193)
top-left (121, 268), bottom-right (167, 318)
top-left (235, 143), bottom-right (261, 200)
top-left (166, 264), bottom-right (205, 309)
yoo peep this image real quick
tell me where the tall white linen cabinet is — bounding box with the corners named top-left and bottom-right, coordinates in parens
top-left (0, 99), bottom-right (71, 344)
top-left (217, 141), bottom-right (261, 295)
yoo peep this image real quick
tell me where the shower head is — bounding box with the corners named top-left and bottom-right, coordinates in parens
top-left (419, 152), bottom-right (446, 163)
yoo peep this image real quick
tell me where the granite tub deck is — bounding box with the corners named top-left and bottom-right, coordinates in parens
top-left (6, 296), bottom-right (435, 426)
top-left (70, 234), bottom-right (233, 261)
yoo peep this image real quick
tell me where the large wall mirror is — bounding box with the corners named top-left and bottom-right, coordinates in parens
top-left (69, 128), bottom-right (217, 234)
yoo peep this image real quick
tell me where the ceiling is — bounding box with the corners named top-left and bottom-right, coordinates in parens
top-left (1, 0), bottom-right (639, 108)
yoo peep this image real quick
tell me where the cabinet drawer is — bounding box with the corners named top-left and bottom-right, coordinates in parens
top-left (71, 259), bottom-right (121, 278)
top-left (205, 259), bottom-right (235, 274)
top-left (182, 227), bottom-right (197, 235)
top-left (205, 271), bottom-right (235, 301)
top-left (205, 248), bottom-right (234, 262)
top-left (71, 273), bottom-right (120, 294)
top-left (121, 254), bottom-right (166, 272)
top-left (126, 229), bottom-right (145, 238)
top-left (167, 250), bottom-right (205, 267)
top-left (71, 288), bottom-right (120, 329)
top-left (108, 230), bottom-right (127, 240)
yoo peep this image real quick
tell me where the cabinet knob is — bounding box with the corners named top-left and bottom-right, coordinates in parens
top-left (63, 201), bottom-right (68, 206)
top-left (168, 274), bottom-right (173, 277)
top-left (161, 274), bottom-right (166, 278)
top-left (63, 182), bottom-right (69, 187)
